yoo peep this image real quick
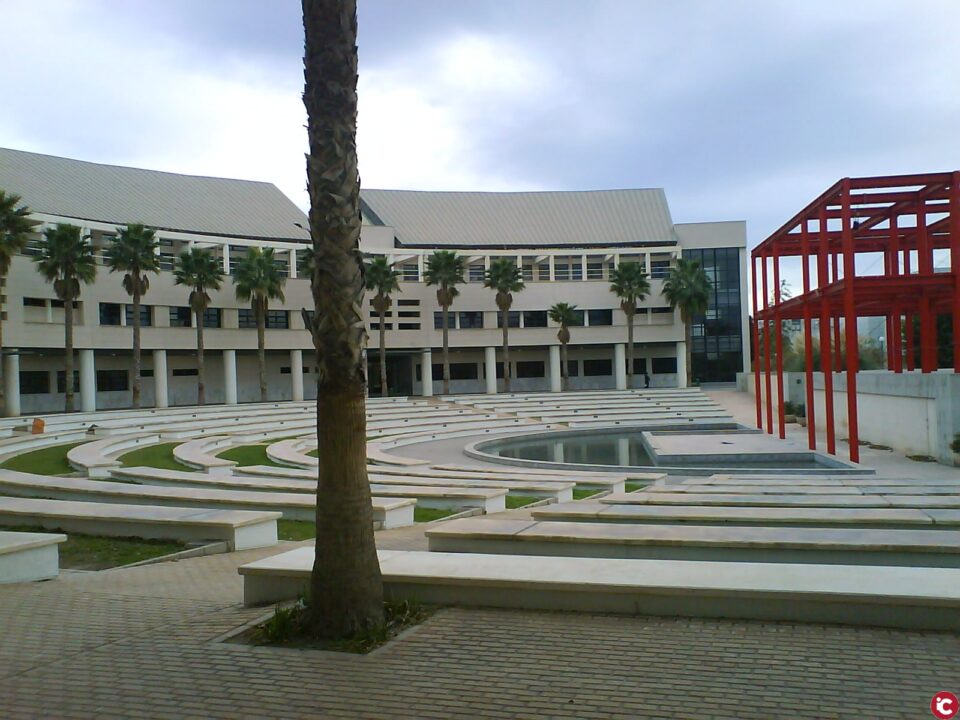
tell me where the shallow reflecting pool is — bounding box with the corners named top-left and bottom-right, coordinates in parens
top-left (490, 431), bottom-right (653, 467)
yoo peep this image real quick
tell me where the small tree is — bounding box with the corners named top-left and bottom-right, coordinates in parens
top-left (364, 257), bottom-right (400, 397)
top-left (233, 247), bottom-right (287, 402)
top-left (0, 191), bottom-right (38, 416)
top-left (33, 224), bottom-right (96, 412)
top-left (548, 302), bottom-right (578, 391)
top-left (662, 257), bottom-right (711, 387)
top-left (609, 262), bottom-right (650, 386)
top-left (424, 250), bottom-right (464, 395)
top-left (174, 247), bottom-right (224, 405)
top-left (485, 258), bottom-right (525, 392)
top-left (105, 224), bottom-right (160, 408)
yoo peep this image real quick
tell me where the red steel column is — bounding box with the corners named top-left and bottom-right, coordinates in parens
top-left (831, 251), bottom-right (842, 372)
top-left (904, 248), bottom-right (916, 370)
top-left (761, 254), bottom-right (773, 434)
top-left (800, 219), bottom-right (816, 449)
top-left (890, 213), bottom-right (903, 373)
top-left (952, 172), bottom-right (960, 372)
top-left (751, 255), bottom-right (762, 426)
top-left (917, 198), bottom-right (937, 373)
top-left (818, 204), bottom-right (836, 455)
top-left (840, 179), bottom-right (860, 463)
top-left (773, 246), bottom-right (785, 439)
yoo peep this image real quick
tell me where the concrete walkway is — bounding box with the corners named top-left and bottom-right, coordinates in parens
top-left (1, 390), bottom-right (959, 718)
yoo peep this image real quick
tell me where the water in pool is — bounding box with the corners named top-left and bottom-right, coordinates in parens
top-left (493, 431), bottom-right (653, 467)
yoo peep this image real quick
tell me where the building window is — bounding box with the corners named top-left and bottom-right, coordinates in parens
top-left (266, 310), bottom-right (289, 329)
top-left (172, 368), bottom-right (199, 377)
top-left (566, 360), bottom-right (579, 377)
top-left (125, 305), bottom-right (152, 327)
top-left (398, 322), bottom-right (420, 330)
top-left (401, 263), bottom-right (419, 282)
top-left (23, 298), bottom-right (46, 308)
top-left (650, 259), bottom-right (671, 278)
top-left (496, 311), bottom-right (521, 328)
top-left (521, 264), bottom-right (534, 282)
top-left (683, 247), bottom-right (743, 382)
top-left (238, 309), bottom-right (257, 328)
top-left (537, 264), bottom-right (550, 281)
top-left (586, 260), bottom-right (604, 280)
top-left (632, 358), bottom-right (648, 375)
top-left (516, 361), bottom-right (544, 378)
top-left (652, 307), bottom-right (673, 315)
top-left (96, 370), bottom-right (129, 392)
top-left (397, 299), bottom-right (419, 307)
top-left (651, 357), bottom-right (678, 374)
top-left (19, 371), bottom-right (50, 395)
top-left (434, 311), bottom-right (455, 330)
top-left (370, 323), bottom-right (393, 331)
top-left (458, 311), bottom-right (483, 329)
top-left (56, 371), bottom-right (80, 393)
top-left (280, 367), bottom-right (291, 374)
top-left (51, 300), bottom-right (79, 309)
top-left (203, 308), bottom-right (221, 328)
top-left (99, 303), bottom-right (122, 326)
top-left (587, 309), bottom-right (612, 326)
top-left (554, 263), bottom-right (570, 281)
top-left (583, 359), bottom-right (612, 376)
top-left (568, 310), bottom-right (585, 327)
top-left (169, 306), bottom-right (192, 327)
top-left (468, 264), bottom-right (485, 282)
top-left (522, 311), bottom-right (547, 328)
top-left (141, 369), bottom-right (154, 378)
top-left (430, 363), bottom-right (479, 381)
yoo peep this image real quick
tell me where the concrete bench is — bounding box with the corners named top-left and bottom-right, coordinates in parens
top-left (532, 501), bottom-right (952, 529)
top-left (0, 469), bottom-right (415, 528)
top-left (66, 433), bottom-right (161, 477)
top-left (366, 443), bottom-right (431, 467)
top-left (425, 517), bottom-right (960, 568)
top-left (0, 431), bottom-right (88, 461)
top-left (172, 436), bottom-right (237, 473)
top-left (238, 547), bottom-right (960, 631)
top-left (600, 492), bottom-right (960, 509)
top-left (0, 496), bottom-right (278, 550)
top-left (0, 531), bottom-right (67, 584)
top-left (645, 484), bottom-right (867, 495)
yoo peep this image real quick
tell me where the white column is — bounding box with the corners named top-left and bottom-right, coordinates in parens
top-left (222, 246), bottom-right (231, 274)
top-left (484, 346), bottom-right (497, 395)
top-left (551, 442), bottom-right (565, 464)
top-left (290, 349), bottom-right (304, 401)
top-left (421, 349), bottom-right (433, 397)
top-left (549, 345), bottom-right (562, 392)
top-left (676, 341), bottom-right (688, 388)
top-left (79, 349), bottom-right (96, 412)
top-left (288, 249), bottom-right (298, 280)
top-left (617, 437), bottom-right (630, 466)
top-left (152, 350), bottom-right (168, 409)
top-left (614, 343), bottom-right (627, 390)
top-left (223, 349), bottom-right (237, 404)
top-left (4, 352), bottom-right (20, 417)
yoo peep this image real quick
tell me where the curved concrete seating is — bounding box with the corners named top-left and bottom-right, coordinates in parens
top-left (0, 430), bottom-right (88, 461)
top-left (0, 496), bottom-right (278, 550)
top-left (366, 443), bottom-right (430, 466)
top-left (0, 469), bottom-right (415, 528)
top-left (172, 436), bottom-right (237, 473)
top-left (425, 517), bottom-right (960, 568)
top-left (265, 439), bottom-right (316, 468)
top-left (599, 492), bottom-right (960, 508)
top-left (67, 433), bottom-right (161, 477)
top-left (239, 547), bottom-right (960, 631)
top-left (376, 422), bottom-right (561, 450)
top-left (431, 463), bottom-right (657, 487)
top-left (0, 531), bottom-right (66, 584)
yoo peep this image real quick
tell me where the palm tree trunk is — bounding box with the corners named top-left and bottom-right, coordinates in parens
top-left (0, 275), bottom-right (6, 416)
top-left (378, 306), bottom-right (388, 398)
top-left (131, 285), bottom-right (142, 408)
top-left (441, 304), bottom-right (450, 395)
top-left (684, 311), bottom-right (694, 387)
top-left (626, 310), bottom-right (635, 387)
top-left (64, 296), bottom-right (74, 413)
top-left (195, 309), bottom-right (206, 405)
top-left (257, 299), bottom-right (267, 402)
top-left (502, 308), bottom-right (511, 393)
top-left (561, 339), bottom-right (568, 392)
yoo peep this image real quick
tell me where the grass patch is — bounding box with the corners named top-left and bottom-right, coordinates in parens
top-left (118, 442), bottom-right (186, 471)
top-left (278, 519), bottom-right (316, 541)
top-left (216, 444), bottom-right (286, 468)
top-left (414, 507), bottom-right (457, 523)
top-left (0, 441), bottom-right (86, 476)
top-left (505, 495), bottom-right (540, 509)
top-left (572, 487), bottom-right (602, 500)
top-left (624, 482), bottom-right (646, 493)
top-left (307, 449), bottom-right (318, 458)
top-left (8, 525), bottom-right (184, 570)
top-left (907, 454), bottom-right (937, 463)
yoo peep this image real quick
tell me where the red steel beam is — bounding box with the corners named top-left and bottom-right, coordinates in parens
top-left (773, 247), bottom-right (785, 439)
top-left (800, 218), bottom-right (816, 450)
top-left (952, 171), bottom-right (960, 373)
top-left (818, 203), bottom-right (836, 456)
top-left (761, 255), bottom-right (773, 434)
top-left (751, 255), bottom-right (762, 427)
top-left (840, 179), bottom-right (860, 463)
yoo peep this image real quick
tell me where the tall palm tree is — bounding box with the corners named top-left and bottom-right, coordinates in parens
top-left (609, 262), bottom-right (650, 387)
top-left (33, 224), bottom-right (96, 412)
top-left (424, 249), bottom-right (464, 395)
top-left (303, 0), bottom-right (384, 637)
top-left (364, 257), bottom-right (400, 398)
top-left (105, 224), bottom-right (159, 408)
top-left (663, 257), bottom-right (711, 387)
top-left (484, 258), bottom-right (525, 392)
top-left (0, 191), bottom-right (38, 416)
top-left (174, 247), bottom-right (224, 405)
top-left (548, 302), bottom-right (578, 392)
top-left (233, 247), bottom-right (286, 402)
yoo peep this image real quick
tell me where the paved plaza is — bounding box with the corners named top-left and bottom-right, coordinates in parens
top-left (1, 391), bottom-right (959, 719)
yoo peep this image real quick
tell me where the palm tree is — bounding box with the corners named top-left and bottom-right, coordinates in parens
top-left (424, 250), bottom-right (464, 394)
top-left (0, 191), bottom-right (38, 416)
top-left (105, 224), bottom-right (159, 408)
top-left (548, 302), bottom-right (578, 392)
top-left (484, 258), bottom-right (525, 392)
top-left (609, 262), bottom-right (650, 387)
top-left (663, 257), bottom-right (711, 387)
top-left (303, 0), bottom-right (384, 637)
top-left (364, 257), bottom-right (400, 398)
top-left (33, 224), bottom-right (96, 412)
top-left (233, 247), bottom-right (286, 402)
top-left (174, 247), bottom-right (224, 405)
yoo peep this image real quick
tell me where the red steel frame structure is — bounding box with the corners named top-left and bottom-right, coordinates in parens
top-left (752, 172), bottom-right (960, 463)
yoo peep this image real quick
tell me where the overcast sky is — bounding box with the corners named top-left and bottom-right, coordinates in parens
top-left (2, 0), bottom-right (959, 263)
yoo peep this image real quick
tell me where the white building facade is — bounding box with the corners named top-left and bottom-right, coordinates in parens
top-left (0, 148), bottom-right (749, 415)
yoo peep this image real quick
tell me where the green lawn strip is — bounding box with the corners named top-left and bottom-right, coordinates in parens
top-left (118, 442), bottom-right (188, 471)
top-left (414, 507), bottom-right (456, 523)
top-left (306, 449), bottom-right (318, 458)
top-left (278, 519), bottom-right (316, 541)
top-left (624, 482), bottom-right (646, 493)
top-left (7, 525), bottom-right (184, 570)
top-left (216, 444), bottom-right (287, 468)
top-left (572, 487), bottom-right (602, 501)
top-left (505, 495), bottom-right (541, 509)
top-left (0, 441), bottom-right (87, 476)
